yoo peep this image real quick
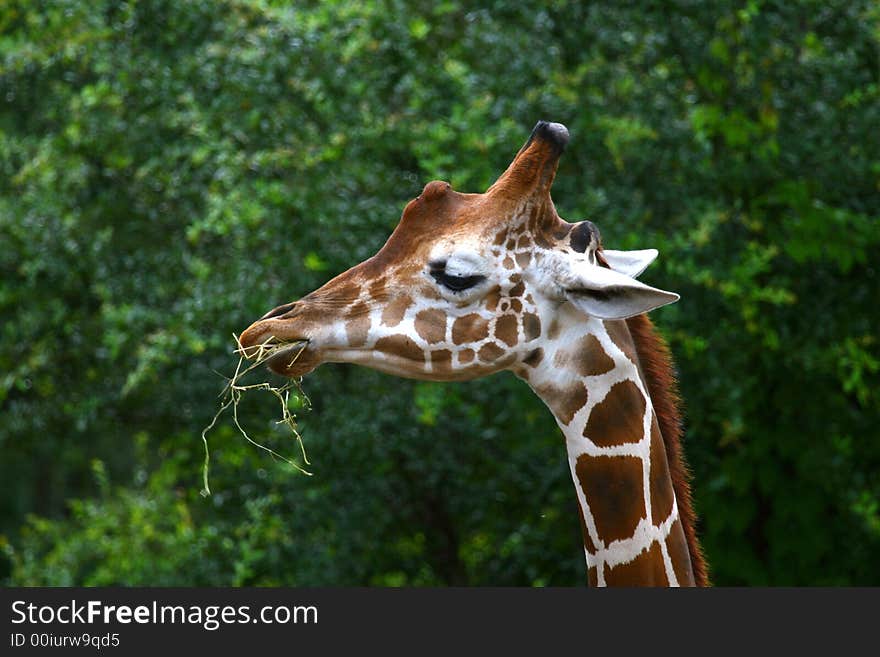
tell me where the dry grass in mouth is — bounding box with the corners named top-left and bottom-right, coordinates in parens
top-left (200, 335), bottom-right (312, 497)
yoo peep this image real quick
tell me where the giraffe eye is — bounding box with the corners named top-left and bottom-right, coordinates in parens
top-left (428, 261), bottom-right (486, 292)
top-left (434, 272), bottom-right (486, 291)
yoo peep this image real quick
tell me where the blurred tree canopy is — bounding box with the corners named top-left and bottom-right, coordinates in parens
top-left (1, 0), bottom-right (878, 585)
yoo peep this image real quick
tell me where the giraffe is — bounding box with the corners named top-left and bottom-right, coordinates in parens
top-left (239, 121), bottom-right (708, 586)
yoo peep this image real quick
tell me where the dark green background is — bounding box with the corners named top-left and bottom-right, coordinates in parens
top-left (2, 0), bottom-right (878, 585)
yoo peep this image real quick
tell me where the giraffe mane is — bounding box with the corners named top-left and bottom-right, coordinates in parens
top-left (625, 313), bottom-right (710, 587)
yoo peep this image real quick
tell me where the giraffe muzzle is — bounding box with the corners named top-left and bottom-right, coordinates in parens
top-left (239, 334), bottom-right (319, 379)
top-left (236, 312), bottom-right (312, 367)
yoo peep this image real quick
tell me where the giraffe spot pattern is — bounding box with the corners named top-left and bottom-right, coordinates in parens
top-left (382, 295), bottom-right (411, 327)
top-left (345, 302), bottom-right (371, 347)
top-left (375, 335), bottom-right (424, 364)
top-left (459, 348), bottom-right (475, 364)
top-left (495, 314), bottom-right (518, 347)
top-left (429, 349), bottom-right (453, 374)
top-left (528, 203), bottom-right (541, 229)
top-left (478, 342), bottom-right (504, 362)
top-left (523, 348), bottom-right (543, 367)
top-left (649, 418), bottom-right (675, 523)
top-left (533, 229), bottom-right (552, 249)
top-left (452, 313), bottom-right (490, 345)
top-left (603, 541), bottom-right (668, 586)
top-left (576, 502), bottom-right (597, 554)
top-left (484, 286), bottom-right (502, 312)
top-left (583, 380), bottom-right (646, 447)
top-left (606, 319), bottom-right (638, 365)
top-left (666, 519), bottom-right (695, 586)
top-left (368, 276), bottom-right (387, 300)
top-left (334, 283), bottom-right (361, 306)
top-left (537, 381), bottom-right (588, 425)
top-left (523, 313), bottom-right (541, 341)
top-left (573, 334), bottom-right (615, 377)
top-left (576, 454), bottom-right (646, 544)
top-left (414, 308), bottom-right (447, 344)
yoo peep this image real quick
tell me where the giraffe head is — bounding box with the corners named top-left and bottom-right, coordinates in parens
top-left (239, 121), bottom-right (678, 381)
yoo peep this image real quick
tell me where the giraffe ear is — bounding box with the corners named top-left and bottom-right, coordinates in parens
top-left (563, 263), bottom-right (679, 320)
top-left (601, 249), bottom-right (658, 278)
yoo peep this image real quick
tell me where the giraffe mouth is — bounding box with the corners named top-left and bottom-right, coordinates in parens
top-left (235, 333), bottom-right (313, 374)
top-left (262, 339), bottom-right (318, 378)
top-left (262, 339), bottom-right (309, 368)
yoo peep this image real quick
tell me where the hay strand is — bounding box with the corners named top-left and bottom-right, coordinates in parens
top-left (201, 334), bottom-right (311, 496)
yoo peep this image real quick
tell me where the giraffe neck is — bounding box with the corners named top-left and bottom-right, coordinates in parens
top-left (514, 305), bottom-right (696, 586)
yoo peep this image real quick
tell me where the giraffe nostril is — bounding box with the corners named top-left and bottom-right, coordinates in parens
top-left (260, 301), bottom-right (298, 320)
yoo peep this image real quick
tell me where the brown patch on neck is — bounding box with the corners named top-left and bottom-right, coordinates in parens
top-left (583, 380), bottom-right (645, 447)
top-left (552, 326), bottom-right (615, 374)
top-left (605, 319), bottom-right (638, 364)
top-left (648, 418), bottom-right (675, 522)
top-left (535, 380), bottom-right (589, 426)
top-left (666, 518), bottom-right (695, 586)
top-left (576, 454), bottom-right (646, 544)
top-left (625, 314), bottom-right (709, 586)
top-left (573, 334), bottom-right (615, 377)
top-left (604, 542), bottom-right (668, 586)
top-left (575, 502), bottom-right (597, 554)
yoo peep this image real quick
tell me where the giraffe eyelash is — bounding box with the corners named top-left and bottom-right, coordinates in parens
top-left (428, 261), bottom-right (487, 292)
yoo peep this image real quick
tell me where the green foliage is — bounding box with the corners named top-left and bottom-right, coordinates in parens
top-left (2, 0), bottom-right (879, 585)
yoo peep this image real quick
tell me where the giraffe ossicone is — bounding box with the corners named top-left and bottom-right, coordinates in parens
top-left (239, 120), bottom-right (708, 586)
